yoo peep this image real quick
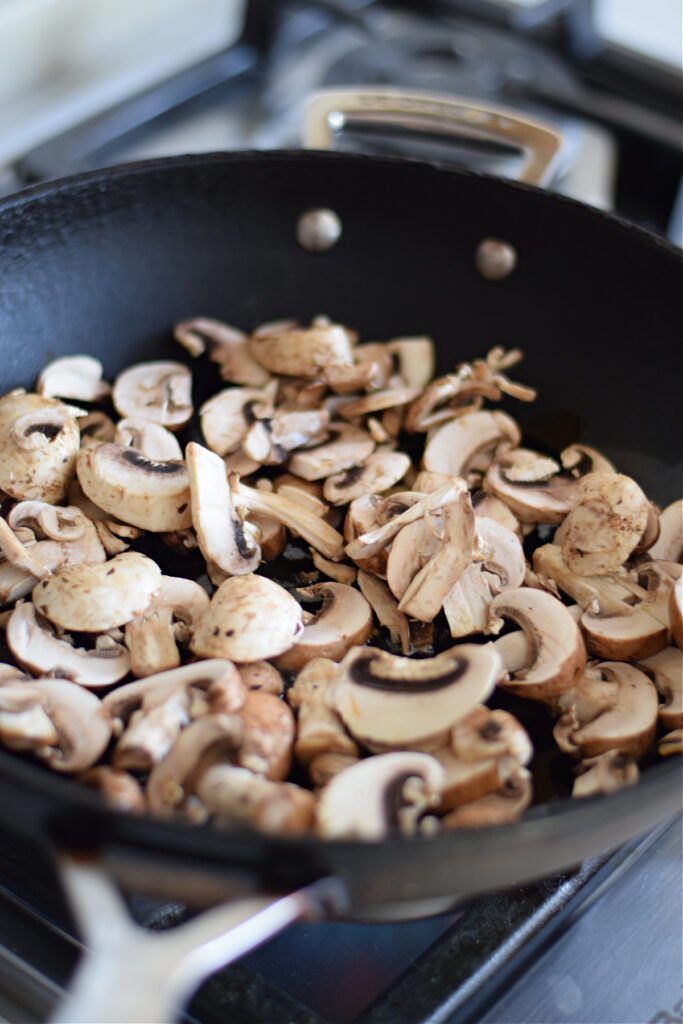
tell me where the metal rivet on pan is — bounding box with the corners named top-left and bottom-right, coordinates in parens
top-left (297, 208), bottom-right (342, 252)
top-left (475, 238), bottom-right (517, 280)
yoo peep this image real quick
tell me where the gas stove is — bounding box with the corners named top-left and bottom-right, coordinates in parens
top-left (1, 2), bottom-right (682, 1022)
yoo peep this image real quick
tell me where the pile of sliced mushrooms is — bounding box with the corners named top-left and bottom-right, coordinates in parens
top-left (0, 315), bottom-right (680, 841)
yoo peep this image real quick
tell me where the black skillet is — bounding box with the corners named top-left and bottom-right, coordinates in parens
top-left (0, 91), bottom-right (681, 1021)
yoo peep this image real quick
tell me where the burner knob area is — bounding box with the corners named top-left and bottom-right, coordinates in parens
top-left (297, 208), bottom-right (343, 252)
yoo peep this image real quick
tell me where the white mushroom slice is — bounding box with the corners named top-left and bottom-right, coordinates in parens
top-left (242, 409), bottom-right (329, 466)
top-left (328, 643), bottom-right (500, 749)
top-left (352, 342), bottom-right (394, 388)
top-left (0, 517), bottom-right (52, 579)
top-left (76, 443), bottom-right (192, 532)
top-left (288, 427), bottom-right (375, 481)
top-left (77, 411), bottom-right (116, 447)
top-left (345, 479), bottom-right (468, 563)
top-left (308, 752), bottom-right (360, 788)
top-left (637, 647), bottom-right (683, 728)
top-left (398, 490), bottom-right (475, 622)
top-left (36, 355), bottom-right (111, 402)
top-left (112, 361), bottom-right (193, 431)
top-left (174, 317), bottom-right (270, 385)
top-left (114, 418), bottom-right (183, 461)
top-left (236, 690), bottom-right (296, 781)
top-left (560, 472), bottom-right (649, 576)
top-left (387, 337), bottom-right (435, 389)
top-left (441, 766), bottom-right (532, 828)
top-left (248, 322), bottom-right (353, 378)
top-left (572, 751), bottom-right (638, 798)
top-left (195, 764), bottom-right (315, 834)
top-left (560, 444), bottom-right (616, 477)
top-left (222, 450), bottom-right (261, 478)
top-left (648, 500), bottom-right (683, 562)
top-left (422, 410), bottom-right (520, 478)
top-left (315, 751), bottom-right (445, 840)
top-left (104, 660), bottom-right (243, 769)
top-left (310, 548), bottom-right (357, 586)
top-left (273, 475), bottom-right (327, 515)
top-left (8, 501), bottom-right (106, 568)
top-left (186, 442), bottom-right (260, 575)
top-left (0, 678), bottom-right (111, 772)
top-left (124, 574), bottom-right (211, 677)
top-left (483, 448), bottom-right (579, 525)
top-left (658, 729), bottom-right (683, 757)
top-left (554, 663), bottom-right (658, 759)
top-left (442, 517), bottom-right (526, 639)
top-left (275, 583), bottom-right (373, 672)
top-left (470, 491), bottom-right (522, 538)
top-left (488, 588), bottom-right (587, 701)
top-left (322, 360), bottom-right (384, 395)
top-left (0, 392), bottom-right (80, 502)
top-left (234, 479), bottom-right (345, 560)
top-left (32, 552), bottom-right (161, 632)
top-left (191, 574), bottom-right (304, 662)
top-left (200, 383), bottom-right (277, 457)
top-left (286, 658), bottom-right (359, 764)
top-left (146, 714), bottom-right (244, 815)
top-left (357, 570), bottom-right (411, 655)
top-left (323, 451), bottom-right (411, 507)
top-left (79, 766), bottom-right (146, 813)
top-left (339, 386), bottom-right (421, 421)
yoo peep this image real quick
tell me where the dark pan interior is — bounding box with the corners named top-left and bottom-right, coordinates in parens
top-left (0, 151), bottom-right (680, 910)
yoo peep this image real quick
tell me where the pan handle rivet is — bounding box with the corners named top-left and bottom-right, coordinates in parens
top-left (475, 238), bottom-right (517, 280)
top-left (297, 208), bottom-right (342, 252)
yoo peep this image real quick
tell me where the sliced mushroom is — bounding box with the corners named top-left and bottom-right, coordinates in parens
top-left (286, 657), bottom-right (359, 765)
top-left (387, 336), bottom-right (435, 390)
top-left (123, 576), bottom-right (210, 677)
top-left (308, 752), bottom-right (360, 788)
top-left (104, 660), bottom-right (244, 770)
top-left (0, 678), bottom-right (111, 772)
top-left (443, 517), bottom-right (526, 639)
top-left (114, 418), bottom-right (183, 461)
top-left (441, 766), bottom-right (532, 827)
top-left (559, 471), bottom-right (649, 576)
top-left (195, 763), bottom-right (315, 834)
top-left (488, 588), bottom-right (586, 701)
top-left (288, 426), bottom-right (375, 481)
top-left (275, 582), bottom-right (373, 672)
top-left (146, 714), bottom-right (244, 815)
top-left (397, 490), bottom-right (475, 622)
top-left (648, 500), bottom-right (682, 562)
top-left (248, 321), bottom-right (354, 378)
top-left (6, 602), bottom-right (131, 687)
top-left (572, 751), bottom-right (638, 798)
top-left (339, 386), bottom-right (421, 421)
top-left (32, 552), bottom-right (162, 632)
top-left (236, 690), bottom-right (296, 781)
top-left (323, 451), bottom-right (411, 506)
top-left (186, 441), bottom-right (261, 576)
top-left (79, 766), bottom-right (146, 813)
top-left (112, 361), bottom-right (193, 431)
top-left (77, 411), bottom-right (116, 446)
top-left (174, 317), bottom-right (270, 385)
top-left (554, 663), bottom-right (659, 759)
top-left (328, 643), bottom-right (500, 749)
top-left (36, 355), bottom-right (111, 402)
top-left (637, 647), bottom-right (683, 728)
top-left (357, 570), bottom-right (411, 655)
top-left (242, 409), bottom-right (329, 466)
top-left (316, 751), bottom-right (445, 840)
top-left (484, 447), bottom-right (578, 524)
top-left (422, 410), bottom-right (520, 478)
top-left (76, 443), bottom-right (192, 532)
top-left (0, 392), bottom-right (80, 502)
top-left (199, 383), bottom-right (277, 456)
top-left (234, 478), bottom-right (345, 560)
top-left (191, 574), bottom-right (304, 662)
top-left (310, 548), bottom-right (357, 586)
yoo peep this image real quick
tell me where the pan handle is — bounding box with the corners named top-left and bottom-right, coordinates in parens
top-left (50, 853), bottom-right (345, 1024)
top-left (302, 87), bottom-right (562, 186)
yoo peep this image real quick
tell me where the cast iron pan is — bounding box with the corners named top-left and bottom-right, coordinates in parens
top-left (0, 151), bottom-right (681, 918)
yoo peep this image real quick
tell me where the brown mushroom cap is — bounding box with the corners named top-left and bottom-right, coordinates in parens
top-left (488, 588), bottom-right (586, 701)
top-left (191, 574), bottom-right (304, 662)
top-left (328, 643), bottom-right (501, 748)
top-left (32, 552), bottom-right (162, 632)
top-left (637, 647), bottom-right (683, 728)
